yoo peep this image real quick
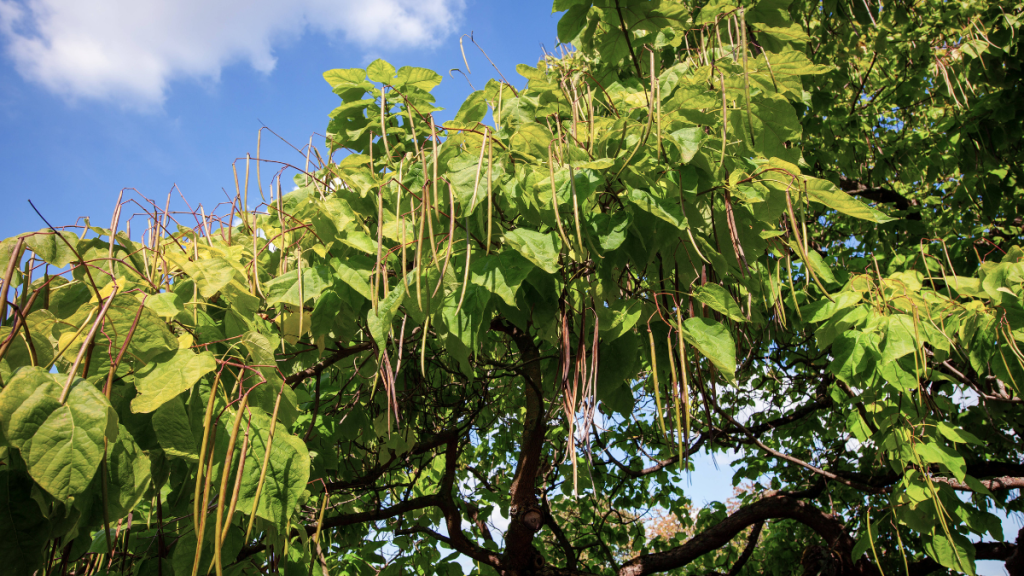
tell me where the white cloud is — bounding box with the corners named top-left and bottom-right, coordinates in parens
top-left (0, 0), bottom-right (464, 107)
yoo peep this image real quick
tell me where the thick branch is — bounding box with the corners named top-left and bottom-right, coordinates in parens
top-left (493, 319), bottom-right (548, 573)
top-left (618, 493), bottom-right (875, 576)
top-left (284, 342), bottom-right (373, 385)
top-left (838, 176), bottom-right (919, 219)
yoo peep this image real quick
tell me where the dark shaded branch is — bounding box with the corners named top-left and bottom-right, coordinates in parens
top-left (727, 521), bottom-right (765, 576)
top-left (838, 176), bottom-right (919, 219)
top-left (284, 342), bottom-right (373, 386)
top-left (324, 429), bottom-right (459, 492)
top-left (493, 319), bottom-right (548, 571)
top-left (437, 439), bottom-right (503, 568)
top-left (617, 493), bottom-right (876, 576)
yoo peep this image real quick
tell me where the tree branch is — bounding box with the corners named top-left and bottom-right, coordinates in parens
top-left (284, 342), bottom-right (373, 386)
top-left (617, 493), bottom-right (876, 576)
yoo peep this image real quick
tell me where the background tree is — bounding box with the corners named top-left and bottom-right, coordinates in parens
top-left (0, 0), bottom-right (1022, 575)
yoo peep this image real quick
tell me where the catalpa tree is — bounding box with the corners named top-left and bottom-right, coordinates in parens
top-left (1, 0), bottom-right (1022, 575)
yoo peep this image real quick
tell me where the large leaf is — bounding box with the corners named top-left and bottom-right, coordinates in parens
top-left (681, 317), bottom-right (737, 382)
top-left (628, 186), bottom-right (688, 230)
top-left (131, 349), bottom-right (217, 414)
top-left (152, 396), bottom-right (198, 461)
top-left (803, 177), bottom-right (895, 223)
top-left (503, 228), bottom-right (562, 274)
top-left (0, 470), bottom-right (51, 576)
top-left (263, 265), bottom-right (333, 307)
top-left (692, 284), bottom-right (747, 323)
top-left (236, 408), bottom-right (310, 529)
top-left (470, 251), bottom-right (535, 307)
top-left (0, 367), bottom-right (115, 501)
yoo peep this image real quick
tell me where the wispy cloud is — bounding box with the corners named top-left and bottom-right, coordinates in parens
top-left (0, 0), bottom-right (464, 107)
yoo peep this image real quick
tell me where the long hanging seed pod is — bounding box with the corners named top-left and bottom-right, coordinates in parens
top-left (454, 129), bottom-right (489, 316)
top-left (398, 162), bottom-right (411, 297)
top-left (431, 183), bottom-right (457, 299)
top-left (719, 73), bottom-right (728, 168)
top-left (221, 419), bottom-right (251, 543)
top-left (647, 326), bottom-right (669, 441)
top-left (414, 184), bottom-right (427, 311)
top-left (666, 332), bottom-right (684, 463)
top-left (428, 117), bottom-right (441, 267)
top-left (190, 423), bottom-right (219, 576)
top-left (548, 145), bottom-right (573, 252)
top-left (739, 7), bottom-right (755, 145)
top-left (675, 306), bottom-right (691, 471)
top-left (374, 181), bottom-right (385, 312)
top-left (244, 380), bottom-right (286, 540)
top-left (380, 86), bottom-right (391, 162)
top-left (486, 137), bottom-right (494, 254)
top-left (214, 395), bottom-right (249, 576)
top-left (568, 166), bottom-right (587, 258)
top-left (650, 49), bottom-right (662, 159)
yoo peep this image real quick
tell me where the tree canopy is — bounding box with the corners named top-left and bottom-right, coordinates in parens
top-left (1, 0), bottom-right (1023, 575)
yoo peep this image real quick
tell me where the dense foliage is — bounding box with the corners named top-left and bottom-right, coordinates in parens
top-left (1, 0), bottom-right (1023, 575)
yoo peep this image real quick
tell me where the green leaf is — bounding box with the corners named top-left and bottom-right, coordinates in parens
top-left (923, 529), bottom-right (975, 575)
top-left (935, 422), bottom-right (983, 446)
top-left (144, 292), bottom-right (185, 319)
top-left (181, 257), bottom-right (239, 299)
top-left (0, 369), bottom-right (113, 501)
top-left (25, 230), bottom-right (79, 268)
top-left (453, 91), bottom-right (489, 124)
top-left (917, 441), bottom-right (966, 481)
top-left (0, 470), bottom-right (51, 576)
top-left (628, 186), bottom-right (688, 230)
top-left (263, 265), bottom-right (333, 307)
top-left (324, 68), bottom-right (366, 87)
top-left (152, 396), bottom-right (198, 461)
top-left (588, 211), bottom-right (631, 252)
top-left (503, 228), bottom-right (562, 274)
top-left (597, 300), bottom-right (642, 342)
top-left (331, 258), bottom-right (373, 301)
top-left (692, 285), bottom-right (747, 323)
top-left (803, 177), bottom-right (895, 223)
top-left (103, 424), bottom-right (152, 518)
top-left (470, 251), bottom-right (535, 307)
top-left (131, 349), bottom-right (217, 414)
top-left (597, 332), bottom-right (639, 416)
top-left (395, 66), bottom-right (442, 91)
top-left (667, 127), bottom-right (704, 164)
top-left (236, 408), bottom-right (310, 529)
top-left (681, 317), bottom-right (736, 382)
top-left (367, 59), bottom-right (396, 83)
top-left (557, 4), bottom-right (591, 42)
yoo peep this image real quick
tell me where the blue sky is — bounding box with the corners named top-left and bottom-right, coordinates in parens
top-left (0, 0), bottom-right (562, 241)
